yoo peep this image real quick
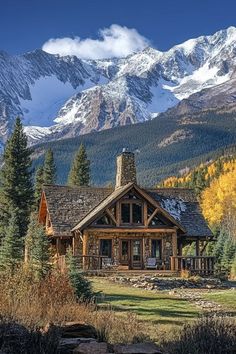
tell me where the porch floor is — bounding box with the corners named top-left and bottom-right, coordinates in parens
top-left (82, 269), bottom-right (180, 277)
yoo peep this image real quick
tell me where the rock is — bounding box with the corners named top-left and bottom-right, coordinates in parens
top-left (61, 322), bottom-right (97, 338)
top-left (73, 341), bottom-right (109, 353)
top-left (113, 342), bottom-right (162, 353)
top-left (59, 338), bottom-right (96, 354)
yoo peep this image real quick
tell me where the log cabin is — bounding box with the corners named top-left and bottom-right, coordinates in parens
top-left (39, 150), bottom-right (214, 274)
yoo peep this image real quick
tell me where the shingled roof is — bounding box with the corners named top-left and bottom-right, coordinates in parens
top-left (147, 188), bottom-right (213, 237)
top-left (42, 185), bottom-right (112, 237)
top-left (42, 184), bottom-right (212, 238)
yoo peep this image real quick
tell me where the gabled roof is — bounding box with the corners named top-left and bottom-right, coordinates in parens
top-left (71, 183), bottom-right (185, 232)
top-left (41, 185), bottom-right (112, 237)
top-left (41, 184), bottom-right (213, 238)
top-left (147, 188), bottom-right (213, 238)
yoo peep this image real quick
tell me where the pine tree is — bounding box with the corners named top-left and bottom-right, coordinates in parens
top-left (25, 213), bottom-right (51, 280)
top-left (43, 149), bottom-right (56, 184)
top-left (67, 144), bottom-right (90, 187)
top-left (0, 117), bottom-right (33, 238)
top-left (66, 248), bottom-right (93, 300)
top-left (34, 166), bottom-right (44, 210)
top-left (0, 208), bottom-right (23, 273)
top-left (221, 235), bottom-right (236, 271)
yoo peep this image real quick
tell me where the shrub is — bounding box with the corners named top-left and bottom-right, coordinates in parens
top-left (66, 249), bottom-right (93, 300)
top-left (162, 316), bottom-right (236, 354)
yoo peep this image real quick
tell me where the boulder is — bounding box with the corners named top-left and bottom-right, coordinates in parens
top-left (113, 342), bottom-right (162, 354)
top-left (73, 341), bottom-right (109, 353)
top-left (59, 338), bottom-right (96, 354)
top-left (61, 322), bottom-right (97, 338)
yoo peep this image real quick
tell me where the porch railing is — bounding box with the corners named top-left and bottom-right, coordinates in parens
top-left (170, 256), bottom-right (215, 275)
top-left (57, 255), bottom-right (109, 271)
top-left (58, 255), bottom-right (215, 274)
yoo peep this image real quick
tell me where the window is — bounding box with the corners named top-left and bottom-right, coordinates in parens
top-left (121, 202), bottom-right (143, 225)
top-left (121, 203), bottom-right (130, 223)
top-left (100, 239), bottom-right (112, 258)
top-left (132, 203), bottom-right (142, 224)
top-left (151, 240), bottom-right (162, 259)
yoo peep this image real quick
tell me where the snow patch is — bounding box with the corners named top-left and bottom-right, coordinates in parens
top-left (148, 80), bottom-right (179, 113)
top-left (24, 126), bottom-right (51, 141)
top-left (161, 198), bottom-right (186, 221)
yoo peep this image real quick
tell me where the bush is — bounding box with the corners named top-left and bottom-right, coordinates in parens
top-left (0, 268), bottom-right (147, 345)
top-left (66, 249), bottom-right (93, 300)
top-left (0, 267), bottom-right (91, 327)
top-left (162, 316), bottom-right (236, 354)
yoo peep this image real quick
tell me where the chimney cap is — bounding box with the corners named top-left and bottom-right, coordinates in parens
top-left (122, 147), bottom-right (132, 154)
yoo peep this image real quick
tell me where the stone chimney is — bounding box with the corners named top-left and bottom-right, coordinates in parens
top-left (115, 149), bottom-right (137, 188)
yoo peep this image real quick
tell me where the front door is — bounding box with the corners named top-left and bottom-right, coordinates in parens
top-left (131, 240), bottom-right (142, 269)
top-left (120, 239), bottom-right (142, 269)
top-left (120, 240), bottom-right (130, 267)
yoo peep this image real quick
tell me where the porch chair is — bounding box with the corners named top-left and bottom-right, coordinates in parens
top-left (102, 257), bottom-right (113, 269)
top-left (146, 258), bottom-right (158, 270)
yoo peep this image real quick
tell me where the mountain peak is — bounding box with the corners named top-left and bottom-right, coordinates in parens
top-left (0, 26), bottom-right (236, 147)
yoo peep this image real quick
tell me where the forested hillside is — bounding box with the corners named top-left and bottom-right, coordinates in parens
top-left (160, 146), bottom-right (236, 195)
top-left (32, 109), bottom-right (236, 187)
top-left (160, 148), bottom-right (236, 276)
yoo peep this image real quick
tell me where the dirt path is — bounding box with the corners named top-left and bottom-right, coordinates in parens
top-left (170, 289), bottom-right (223, 312)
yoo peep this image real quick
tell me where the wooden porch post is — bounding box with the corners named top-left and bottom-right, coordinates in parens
top-left (171, 229), bottom-right (178, 271)
top-left (83, 230), bottom-right (89, 270)
top-left (56, 238), bottom-right (60, 256)
top-left (196, 239), bottom-right (200, 256)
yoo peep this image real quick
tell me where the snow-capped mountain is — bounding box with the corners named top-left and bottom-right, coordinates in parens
top-left (1, 26), bottom-right (236, 146)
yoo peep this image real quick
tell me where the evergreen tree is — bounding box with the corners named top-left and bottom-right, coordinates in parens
top-left (221, 235), bottom-right (236, 271)
top-left (213, 230), bottom-right (226, 264)
top-left (25, 213), bottom-right (51, 280)
top-left (0, 208), bottom-right (23, 273)
top-left (66, 248), bottom-right (93, 300)
top-left (43, 149), bottom-right (56, 184)
top-left (67, 144), bottom-right (90, 187)
top-left (34, 166), bottom-right (44, 210)
top-left (0, 117), bottom-right (33, 238)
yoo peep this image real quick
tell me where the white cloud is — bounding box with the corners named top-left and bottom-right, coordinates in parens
top-left (42, 24), bottom-right (150, 59)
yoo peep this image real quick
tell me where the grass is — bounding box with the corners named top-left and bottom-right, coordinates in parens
top-left (92, 277), bottom-right (200, 340)
top-left (202, 289), bottom-right (236, 312)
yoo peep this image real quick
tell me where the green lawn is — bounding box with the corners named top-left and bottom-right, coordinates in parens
top-left (91, 277), bottom-right (200, 339)
top-left (202, 289), bottom-right (236, 312)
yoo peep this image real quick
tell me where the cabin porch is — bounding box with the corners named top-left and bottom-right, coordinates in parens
top-left (55, 229), bottom-right (215, 275)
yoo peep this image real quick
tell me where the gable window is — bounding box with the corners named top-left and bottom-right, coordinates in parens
top-left (121, 202), bottom-right (143, 225)
top-left (121, 203), bottom-right (130, 223)
top-left (132, 203), bottom-right (142, 224)
top-left (151, 239), bottom-right (162, 259)
top-left (100, 239), bottom-right (112, 258)
top-left (94, 213), bottom-right (115, 226)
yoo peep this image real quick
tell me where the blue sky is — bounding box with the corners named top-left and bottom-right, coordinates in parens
top-left (1, 0), bottom-right (236, 57)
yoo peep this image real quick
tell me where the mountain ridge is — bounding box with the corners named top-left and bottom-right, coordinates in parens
top-left (1, 26), bottom-right (236, 146)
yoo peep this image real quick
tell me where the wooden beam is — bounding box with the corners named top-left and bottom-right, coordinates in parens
top-left (87, 227), bottom-right (175, 233)
top-left (105, 208), bottom-right (117, 225)
top-left (147, 208), bottom-right (158, 226)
